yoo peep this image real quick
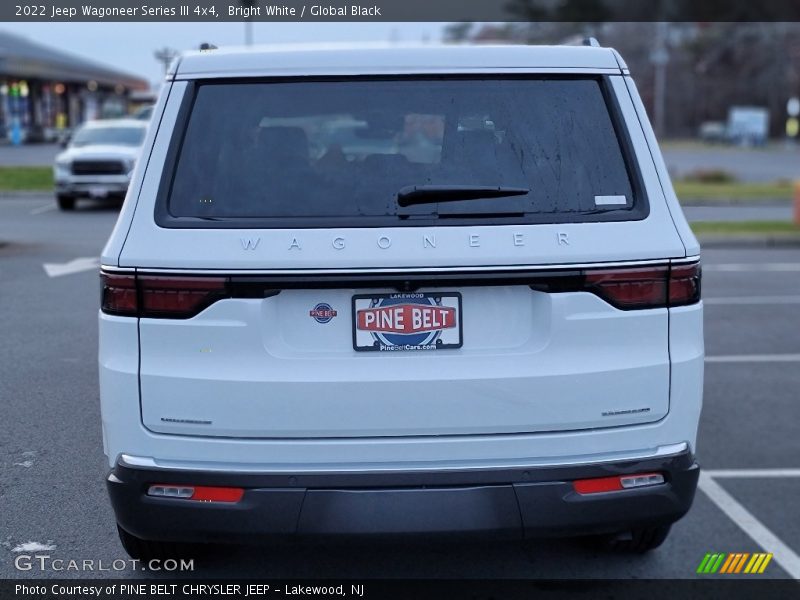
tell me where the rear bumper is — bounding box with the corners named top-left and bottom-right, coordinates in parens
top-left (108, 448), bottom-right (699, 543)
top-left (56, 176), bottom-right (129, 197)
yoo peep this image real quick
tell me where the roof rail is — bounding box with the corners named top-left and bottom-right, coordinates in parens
top-left (583, 37), bottom-right (600, 47)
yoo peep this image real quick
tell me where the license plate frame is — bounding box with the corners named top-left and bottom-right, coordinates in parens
top-left (352, 292), bottom-right (463, 352)
top-left (87, 185), bottom-right (109, 198)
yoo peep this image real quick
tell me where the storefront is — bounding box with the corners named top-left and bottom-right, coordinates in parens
top-left (0, 30), bottom-right (148, 142)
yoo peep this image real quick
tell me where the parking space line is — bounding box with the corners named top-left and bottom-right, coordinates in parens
top-left (42, 257), bottom-right (100, 278)
top-left (705, 264), bottom-right (800, 272)
top-left (706, 354), bottom-right (800, 363)
top-left (29, 203), bottom-right (56, 215)
top-left (698, 472), bottom-right (800, 580)
top-left (705, 296), bottom-right (800, 305)
top-left (705, 469), bottom-right (800, 478)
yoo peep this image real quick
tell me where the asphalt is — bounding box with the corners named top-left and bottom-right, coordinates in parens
top-left (0, 195), bottom-right (798, 581)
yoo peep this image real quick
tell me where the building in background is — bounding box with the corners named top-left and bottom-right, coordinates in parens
top-left (0, 30), bottom-right (148, 143)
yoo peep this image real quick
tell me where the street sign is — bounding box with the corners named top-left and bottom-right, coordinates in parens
top-left (787, 97), bottom-right (800, 117)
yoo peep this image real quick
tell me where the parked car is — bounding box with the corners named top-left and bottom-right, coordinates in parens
top-left (132, 104), bottom-right (154, 121)
top-left (99, 43), bottom-right (703, 559)
top-left (53, 119), bottom-right (147, 210)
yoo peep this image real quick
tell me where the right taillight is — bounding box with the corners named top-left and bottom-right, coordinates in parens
top-left (585, 266), bottom-right (669, 310)
top-left (583, 262), bottom-right (701, 310)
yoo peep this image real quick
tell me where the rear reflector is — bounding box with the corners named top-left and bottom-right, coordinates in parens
top-left (148, 484), bottom-right (244, 503)
top-left (573, 472), bottom-right (665, 495)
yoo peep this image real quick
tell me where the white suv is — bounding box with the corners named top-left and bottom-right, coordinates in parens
top-left (99, 42), bottom-right (703, 559)
top-left (54, 119), bottom-right (146, 211)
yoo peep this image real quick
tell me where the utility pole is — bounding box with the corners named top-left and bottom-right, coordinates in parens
top-left (651, 22), bottom-right (670, 138)
top-left (154, 47), bottom-right (178, 76)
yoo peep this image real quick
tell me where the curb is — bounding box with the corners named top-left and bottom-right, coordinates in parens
top-left (698, 234), bottom-right (800, 248)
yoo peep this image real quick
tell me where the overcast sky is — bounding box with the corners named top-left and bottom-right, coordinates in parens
top-left (8, 22), bottom-right (446, 86)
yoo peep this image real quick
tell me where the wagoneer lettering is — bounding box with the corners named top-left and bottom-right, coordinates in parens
top-left (100, 42), bottom-right (703, 559)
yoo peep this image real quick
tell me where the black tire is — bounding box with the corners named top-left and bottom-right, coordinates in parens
top-left (116, 524), bottom-right (190, 561)
top-left (56, 195), bottom-right (75, 211)
top-left (602, 524), bottom-right (673, 553)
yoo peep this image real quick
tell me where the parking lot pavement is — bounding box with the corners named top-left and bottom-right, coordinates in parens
top-left (0, 196), bottom-right (798, 580)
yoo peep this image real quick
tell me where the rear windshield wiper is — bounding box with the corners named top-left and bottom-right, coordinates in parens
top-left (396, 185), bottom-right (530, 207)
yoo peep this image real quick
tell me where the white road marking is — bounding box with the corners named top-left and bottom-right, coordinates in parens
top-left (698, 472), bottom-right (800, 580)
top-left (706, 469), bottom-right (800, 478)
top-left (706, 354), bottom-right (800, 363)
top-left (11, 541), bottom-right (56, 552)
top-left (43, 257), bottom-right (100, 278)
top-left (705, 296), bottom-right (800, 305)
top-left (705, 263), bottom-right (800, 272)
top-left (13, 461), bottom-right (33, 468)
top-left (29, 203), bottom-right (56, 215)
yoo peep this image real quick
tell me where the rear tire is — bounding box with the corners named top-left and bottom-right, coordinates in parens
top-left (116, 524), bottom-right (194, 561)
top-left (56, 195), bottom-right (75, 211)
top-left (601, 524), bottom-right (672, 553)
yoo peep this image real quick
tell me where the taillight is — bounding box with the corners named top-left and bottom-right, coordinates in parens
top-left (585, 267), bottom-right (669, 310)
top-left (573, 472), bottom-right (665, 495)
top-left (581, 261), bottom-right (701, 310)
top-left (147, 484), bottom-right (244, 503)
top-left (669, 263), bottom-right (702, 306)
top-left (139, 275), bottom-right (227, 317)
top-left (100, 272), bottom-right (228, 319)
top-left (101, 273), bottom-right (137, 316)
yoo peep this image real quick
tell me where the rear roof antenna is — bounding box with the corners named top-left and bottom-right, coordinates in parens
top-left (199, 42), bottom-right (218, 51)
top-left (583, 37), bottom-right (600, 47)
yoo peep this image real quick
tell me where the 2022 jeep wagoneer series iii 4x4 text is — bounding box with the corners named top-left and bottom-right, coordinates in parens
top-left (99, 42), bottom-right (703, 559)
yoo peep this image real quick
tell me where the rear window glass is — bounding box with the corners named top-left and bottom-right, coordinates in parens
top-left (72, 125), bottom-right (145, 147)
top-left (163, 78), bottom-right (644, 227)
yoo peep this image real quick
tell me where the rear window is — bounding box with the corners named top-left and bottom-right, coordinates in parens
top-left (72, 125), bottom-right (145, 147)
top-left (160, 77), bottom-right (646, 227)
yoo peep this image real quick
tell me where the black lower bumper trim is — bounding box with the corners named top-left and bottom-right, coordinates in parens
top-left (107, 450), bottom-right (699, 543)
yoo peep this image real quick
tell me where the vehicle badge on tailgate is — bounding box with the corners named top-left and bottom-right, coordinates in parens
top-left (309, 303), bottom-right (338, 324)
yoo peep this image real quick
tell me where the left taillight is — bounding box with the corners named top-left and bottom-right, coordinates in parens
top-left (101, 272), bottom-right (228, 319)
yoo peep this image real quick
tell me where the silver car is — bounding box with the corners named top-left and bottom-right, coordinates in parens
top-left (53, 119), bottom-right (147, 210)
